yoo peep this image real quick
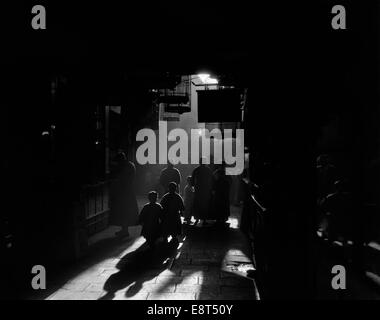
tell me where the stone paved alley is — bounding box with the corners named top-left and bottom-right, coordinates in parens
top-left (30, 205), bottom-right (259, 300)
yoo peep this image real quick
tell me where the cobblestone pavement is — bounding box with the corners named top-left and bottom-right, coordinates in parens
top-left (42, 205), bottom-right (259, 300)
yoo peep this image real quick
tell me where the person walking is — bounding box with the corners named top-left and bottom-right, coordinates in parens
top-left (160, 182), bottom-right (184, 244)
top-left (183, 176), bottom-right (194, 223)
top-left (139, 191), bottom-right (163, 249)
top-left (191, 157), bottom-right (213, 225)
top-left (159, 161), bottom-right (182, 194)
top-left (110, 152), bottom-right (139, 238)
top-left (212, 164), bottom-right (231, 225)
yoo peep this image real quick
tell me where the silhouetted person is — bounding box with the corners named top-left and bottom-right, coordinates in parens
top-left (183, 176), bottom-right (194, 223)
top-left (316, 154), bottom-right (339, 237)
top-left (238, 168), bottom-right (250, 205)
top-left (321, 179), bottom-right (353, 243)
top-left (212, 164), bottom-right (231, 224)
top-left (110, 152), bottom-right (139, 238)
top-left (139, 191), bottom-right (163, 249)
top-left (191, 157), bottom-right (213, 225)
top-left (159, 162), bottom-right (181, 194)
top-left (160, 182), bottom-right (184, 243)
top-left (317, 154), bottom-right (338, 204)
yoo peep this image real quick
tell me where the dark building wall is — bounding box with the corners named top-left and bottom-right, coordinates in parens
top-left (244, 1), bottom-right (379, 299)
top-left (2, 64), bottom-right (116, 296)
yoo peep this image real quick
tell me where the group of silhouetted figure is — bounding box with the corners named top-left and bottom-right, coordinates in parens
top-left (110, 152), bottom-right (232, 249)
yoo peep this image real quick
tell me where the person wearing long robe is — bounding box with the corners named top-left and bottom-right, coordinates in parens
top-left (317, 154), bottom-right (339, 204)
top-left (139, 191), bottom-right (163, 249)
top-left (110, 152), bottom-right (139, 238)
top-left (212, 166), bottom-right (231, 223)
top-left (160, 182), bottom-right (184, 242)
top-left (183, 176), bottom-right (194, 223)
top-left (191, 159), bottom-right (213, 224)
top-left (321, 180), bottom-right (353, 243)
top-left (159, 162), bottom-right (181, 194)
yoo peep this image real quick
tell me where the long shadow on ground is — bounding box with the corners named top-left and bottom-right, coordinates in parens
top-left (99, 240), bottom-right (179, 300)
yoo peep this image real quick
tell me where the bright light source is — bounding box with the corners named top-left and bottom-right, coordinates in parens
top-left (197, 73), bottom-right (218, 85)
top-left (198, 73), bottom-right (211, 83)
top-left (208, 78), bottom-right (218, 84)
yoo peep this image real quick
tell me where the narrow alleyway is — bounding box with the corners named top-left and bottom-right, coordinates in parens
top-left (35, 204), bottom-right (258, 300)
